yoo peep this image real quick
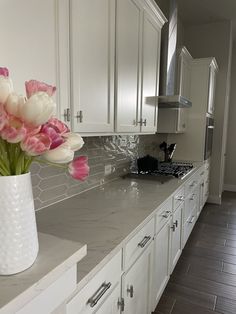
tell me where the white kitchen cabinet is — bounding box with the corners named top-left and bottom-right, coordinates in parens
top-left (168, 58), bottom-right (218, 161)
top-left (207, 63), bottom-right (217, 115)
top-left (66, 250), bottom-right (122, 314)
top-left (157, 47), bottom-right (192, 134)
top-left (16, 266), bottom-right (76, 314)
top-left (170, 202), bottom-right (183, 273)
top-left (152, 204), bottom-right (171, 310)
top-left (116, 0), bottom-right (165, 133)
top-left (0, 0), bottom-right (70, 124)
top-left (122, 244), bottom-right (153, 314)
top-left (70, 0), bottom-right (115, 133)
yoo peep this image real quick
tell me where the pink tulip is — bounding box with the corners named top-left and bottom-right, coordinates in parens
top-left (0, 104), bottom-right (8, 131)
top-left (21, 133), bottom-right (51, 156)
top-left (0, 67), bottom-right (9, 77)
top-left (41, 124), bottom-right (64, 149)
top-left (47, 117), bottom-right (70, 134)
top-left (25, 80), bottom-right (56, 98)
top-left (68, 156), bottom-right (89, 181)
top-left (1, 116), bottom-right (26, 143)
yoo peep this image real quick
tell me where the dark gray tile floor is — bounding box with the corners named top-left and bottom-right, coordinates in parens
top-left (154, 191), bottom-right (236, 314)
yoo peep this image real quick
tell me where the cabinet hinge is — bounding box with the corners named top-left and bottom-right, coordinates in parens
top-left (118, 297), bottom-right (125, 312)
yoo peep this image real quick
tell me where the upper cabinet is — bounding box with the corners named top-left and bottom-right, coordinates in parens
top-left (207, 60), bottom-right (218, 115)
top-left (70, 0), bottom-right (115, 133)
top-left (116, 0), bottom-right (165, 133)
top-left (157, 47), bottom-right (193, 134)
top-left (0, 0), bottom-right (70, 122)
top-left (0, 0), bottom-right (166, 135)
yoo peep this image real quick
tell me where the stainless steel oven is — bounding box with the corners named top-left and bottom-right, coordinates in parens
top-left (204, 115), bottom-right (214, 160)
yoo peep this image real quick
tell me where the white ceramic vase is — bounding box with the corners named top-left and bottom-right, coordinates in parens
top-left (0, 173), bottom-right (39, 275)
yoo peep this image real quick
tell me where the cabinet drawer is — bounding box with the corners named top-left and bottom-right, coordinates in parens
top-left (156, 198), bottom-right (172, 234)
top-left (124, 218), bottom-right (154, 270)
top-left (184, 189), bottom-right (198, 223)
top-left (66, 250), bottom-right (122, 314)
top-left (185, 174), bottom-right (199, 197)
top-left (17, 266), bottom-right (76, 314)
top-left (173, 187), bottom-right (185, 212)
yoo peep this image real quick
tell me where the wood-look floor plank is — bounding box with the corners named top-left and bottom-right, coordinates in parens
top-left (188, 263), bottom-right (236, 287)
top-left (182, 246), bottom-right (236, 264)
top-left (170, 298), bottom-right (221, 314)
top-left (164, 282), bottom-right (216, 310)
top-left (194, 240), bottom-right (236, 256)
top-left (179, 255), bottom-right (223, 271)
top-left (223, 262), bottom-right (236, 275)
top-left (187, 234), bottom-right (226, 247)
top-left (225, 239), bottom-right (236, 248)
top-left (215, 296), bottom-right (236, 314)
top-left (154, 295), bottom-right (175, 314)
top-left (170, 273), bottom-right (236, 301)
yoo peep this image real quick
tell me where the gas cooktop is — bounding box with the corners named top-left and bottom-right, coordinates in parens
top-left (132, 161), bottom-right (194, 179)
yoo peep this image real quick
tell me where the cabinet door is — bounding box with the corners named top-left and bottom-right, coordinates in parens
top-left (95, 283), bottom-right (121, 314)
top-left (71, 0), bottom-right (115, 133)
top-left (0, 0), bottom-right (69, 123)
top-left (170, 204), bottom-right (182, 273)
top-left (141, 12), bottom-right (160, 133)
top-left (123, 245), bottom-right (153, 314)
top-left (152, 220), bottom-right (170, 310)
top-left (116, 0), bottom-right (142, 132)
top-left (207, 65), bottom-right (216, 115)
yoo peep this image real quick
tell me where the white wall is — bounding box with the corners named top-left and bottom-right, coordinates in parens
top-left (184, 21), bottom-right (233, 204)
top-left (224, 43), bottom-right (236, 191)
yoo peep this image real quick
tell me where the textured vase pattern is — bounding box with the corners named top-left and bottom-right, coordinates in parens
top-left (0, 173), bottom-right (39, 275)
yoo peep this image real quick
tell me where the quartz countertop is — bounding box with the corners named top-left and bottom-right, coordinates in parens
top-left (0, 233), bottom-right (86, 313)
top-left (36, 162), bottom-right (203, 290)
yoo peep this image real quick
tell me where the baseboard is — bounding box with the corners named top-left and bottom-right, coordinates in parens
top-left (224, 184), bottom-right (236, 192)
top-left (207, 194), bottom-right (222, 205)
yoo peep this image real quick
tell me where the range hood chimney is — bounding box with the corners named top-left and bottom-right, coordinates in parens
top-left (158, 0), bottom-right (192, 108)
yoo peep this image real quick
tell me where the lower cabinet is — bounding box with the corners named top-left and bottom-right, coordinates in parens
top-left (170, 203), bottom-right (183, 273)
top-left (122, 244), bottom-right (153, 314)
top-left (152, 213), bottom-right (171, 310)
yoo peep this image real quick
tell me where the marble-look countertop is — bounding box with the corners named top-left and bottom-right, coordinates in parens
top-left (0, 233), bottom-right (86, 314)
top-left (36, 162), bottom-right (203, 291)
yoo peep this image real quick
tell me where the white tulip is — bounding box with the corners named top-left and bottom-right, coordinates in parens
top-left (63, 133), bottom-right (84, 151)
top-left (43, 143), bottom-right (74, 164)
top-left (20, 91), bottom-right (56, 126)
top-left (5, 93), bottom-right (25, 118)
top-left (0, 76), bottom-right (13, 104)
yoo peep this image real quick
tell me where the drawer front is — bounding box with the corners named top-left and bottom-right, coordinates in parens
top-left (185, 174), bottom-right (199, 197)
top-left (17, 266), bottom-right (77, 314)
top-left (182, 209), bottom-right (197, 248)
top-left (156, 198), bottom-right (172, 234)
top-left (66, 250), bottom-right (122, 314)
top-left (124, 218), bottom-right (155, 270)
top-left (184, 188), bottom-right (198, 223)
top-left (173, 187), bottom-right (185, 212)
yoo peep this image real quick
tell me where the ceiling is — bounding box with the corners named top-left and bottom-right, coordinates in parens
top-left (177, 0), bottom-right (236, 39)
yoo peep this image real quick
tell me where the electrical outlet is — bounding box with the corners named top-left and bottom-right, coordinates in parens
top-left (104, 164), bottom-right (112, 176)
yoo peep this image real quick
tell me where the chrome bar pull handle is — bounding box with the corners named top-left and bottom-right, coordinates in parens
top-left (171, 225), bottom-right (176, 232)
top-left (76, 110), bottom-right (83, 123)
top-left (87, 282), bottom-right (111, 307)
top-left (63, 108), bottom-right (70, 122)
top-left (138, 235), bottom-right (151, 248)
top-left (174, 220), bottom-right (178, 228)
top-left (127, 285), bottom-right (134, 298)
top-left (142, 118), bottom-right (147, 126)
top-left (189, 216), bottom-right (195, 224)
top-left (118, 298), bottom-right (125, 311)
top-left (176, 195), bottom-right (184, 201)
top-left (137, 119), bottom-right (143, 125)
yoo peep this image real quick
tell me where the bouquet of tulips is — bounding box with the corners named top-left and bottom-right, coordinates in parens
top-left (0, 67), bottom-right (89, 180)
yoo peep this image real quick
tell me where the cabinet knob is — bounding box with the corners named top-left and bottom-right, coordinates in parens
top-left (127, 285), bottom-right (134, 298)
top-left (118, 298), bottom-right (125, 311)
top-left (174, 220), bottom-right (178, 228)
top-left (142, 118), bottom-right (147, 126)
top-left (171, 225), bottom-right (176, 232)
top-left (137, 119), bottom-right (143, 125)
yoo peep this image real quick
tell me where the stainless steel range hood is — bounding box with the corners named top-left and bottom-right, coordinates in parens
top-left (157, 0), bottom-right (192, 108)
